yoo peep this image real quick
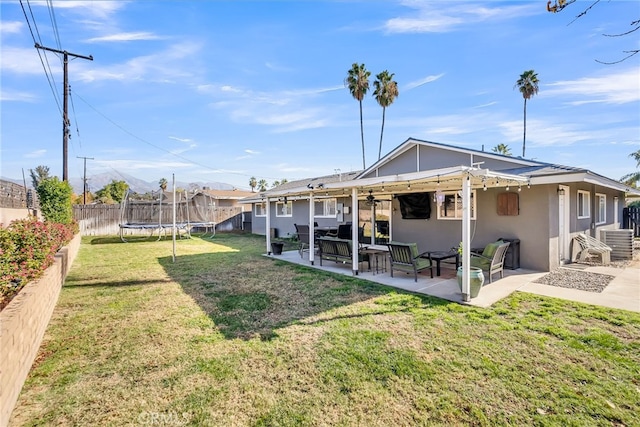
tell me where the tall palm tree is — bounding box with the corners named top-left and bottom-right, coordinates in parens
top-left (257, 179), bottom-right (268, 192)
top-left (249, 176), bottom-right (257, 192)
top-left (621, 149), bottom-right (640, 188)
top-left (515, 70), bottom-right (539, 158)
top-left (492, 143), bottom-right (512, 156)
top-left (373, 70), bottom-right (399, 161)
top-left (345, 63), bottom-right (371, 169)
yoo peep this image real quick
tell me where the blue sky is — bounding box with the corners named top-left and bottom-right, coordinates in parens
top-left (1, 0), bottom-right (638, 191)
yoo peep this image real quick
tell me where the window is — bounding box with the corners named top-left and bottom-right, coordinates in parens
top-left (314, 198), bottom-right (337, 217)
top-left (437, 191), bottom-right (476, 220)
top-left (595, 193), bottom-right (606, 224)
top-left (577, 190), bottom-right (590, 219)
top-left (276, 201), bottom-right (292, 217)
top-left (255, 202), bottom-right (266, 217)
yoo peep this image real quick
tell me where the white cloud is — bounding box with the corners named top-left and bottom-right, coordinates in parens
top-left (0, 89), bottom-right (38, 102)
top-left (76, 42), bottom-right (202, 83)
top-left (169, 136), bottom-right (193, 143)
top-left (25, 149), bottom-right (47, 158)
top-left (0, 47), bottom-right (53, 75)
top-left (244, 149), bottom-right (259, 155)
top-left (405, 73), bottom-right (445, 90)
top-left (46, 1), bottom-right (125, 19)
top-left (0, 21), bottom-right (23, 34)
top-left (85, 32), bottom-right (164, 43)
top-left (543, 67), bottom-right (640, 105)
top-left (384, 1), bottom-right (536, 34)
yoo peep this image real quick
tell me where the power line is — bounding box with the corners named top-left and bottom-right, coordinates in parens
top-left (35, 43), bottom-right (93, 182)
top-left (71, 91), bottom-right (278, 183)
top-left (20, 0), bottom-right (63, 115)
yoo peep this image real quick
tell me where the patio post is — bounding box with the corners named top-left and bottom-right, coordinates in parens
top-left (351, 187), bottom-right (359, 275)
top-left (265, 197), bottom-right (271, 254)
top-left (461, 174), bottom-right (471, 301)
top-left (308, 192), bottom-right (315, 265)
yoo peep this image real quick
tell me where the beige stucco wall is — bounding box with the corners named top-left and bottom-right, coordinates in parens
top-left (0, 208), bottom-right (39, 226)
top-left (0, 234), bottom-right (81, 427)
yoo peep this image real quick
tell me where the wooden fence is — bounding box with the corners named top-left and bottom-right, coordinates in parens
top-left (623, 207), bottom-right (640, 237)
top-left (0, 179), bottom-right (37, 210)
top-left (73, 204), bottom-right (246, 236)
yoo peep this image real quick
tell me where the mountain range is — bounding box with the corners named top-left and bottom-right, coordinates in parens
top-left (1, 171), bottom-right (237, 195)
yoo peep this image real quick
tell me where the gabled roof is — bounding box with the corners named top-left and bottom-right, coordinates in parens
top-left (499, 164), bottom-right (640, 195)
top-left (357, 137), bottom-right (542, 179)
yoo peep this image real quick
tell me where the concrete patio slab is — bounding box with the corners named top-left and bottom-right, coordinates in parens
top-left (266, 250), bottom-right (639, 312)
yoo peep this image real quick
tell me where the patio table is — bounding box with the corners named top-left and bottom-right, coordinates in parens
top-left (359, 248), bottom-right (387, 275)
top-left (425, 250), bottom-right (460, 276)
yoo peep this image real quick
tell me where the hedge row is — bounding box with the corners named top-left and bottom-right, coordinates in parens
top-left (0, 218), bottom-right (77, 310)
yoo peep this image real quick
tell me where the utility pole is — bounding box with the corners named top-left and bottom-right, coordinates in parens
top-left (77, 156), bottom-right (94, 204)
top-left (35, 43), bottom-right (93, 182)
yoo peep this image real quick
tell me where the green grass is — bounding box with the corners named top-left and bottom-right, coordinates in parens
top-left (9, 233), bottom-right (640, 426)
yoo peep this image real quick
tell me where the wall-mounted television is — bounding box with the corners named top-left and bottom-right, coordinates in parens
top-left (397, 192), bottom-right (431, 219)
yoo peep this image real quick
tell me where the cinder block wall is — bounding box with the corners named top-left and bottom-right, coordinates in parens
top-left (0, 233), bottom-right (81, 427)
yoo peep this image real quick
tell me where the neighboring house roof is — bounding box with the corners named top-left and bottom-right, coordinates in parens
top-left (202, 189), bottom-right (254, 200)
top-left (240, 171), bottom-right (362, 203)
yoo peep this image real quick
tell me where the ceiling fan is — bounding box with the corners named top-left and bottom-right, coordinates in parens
top-left (365, 190), bottom-right (381, 206)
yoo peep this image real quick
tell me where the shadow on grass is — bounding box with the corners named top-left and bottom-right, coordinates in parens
top-left (158, 234), bottom-right (447, 341)
top-left (64, 278), bottom-right (174, 288)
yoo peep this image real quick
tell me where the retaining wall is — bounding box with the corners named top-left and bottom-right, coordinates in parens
top-left (0, 233), bottom-right (81, 427)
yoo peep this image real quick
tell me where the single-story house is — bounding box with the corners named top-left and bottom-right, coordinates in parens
top-left (241, 138), bottom-right (639, 299)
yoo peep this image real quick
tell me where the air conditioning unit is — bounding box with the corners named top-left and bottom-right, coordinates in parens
top-left (600, 229), bottom-right (633, 260)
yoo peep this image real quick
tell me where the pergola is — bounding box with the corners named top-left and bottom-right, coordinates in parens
top-left (260, 165), bottom-right (529, 301)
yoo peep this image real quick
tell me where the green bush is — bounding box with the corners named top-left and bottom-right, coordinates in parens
top-left (36, 177), bottom-right (73, 224)
top-left (0, 217), bottom-right (76, 310)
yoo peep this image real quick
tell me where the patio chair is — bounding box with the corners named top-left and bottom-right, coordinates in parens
top-left (572, 233), bottom-right (611, 264)
top-left (470, 241), bottom-right (510, 283)
top-left (387, 241), bottom-right (434, 282)
top-left (294, 224), bottom-right (316, 258)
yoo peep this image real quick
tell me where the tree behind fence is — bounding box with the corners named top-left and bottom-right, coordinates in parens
top-left (73, 204), bottom-right (245, 236)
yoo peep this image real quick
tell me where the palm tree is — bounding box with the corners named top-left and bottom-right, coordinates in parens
top-left (515, 70), bottom-right (539, 158)
top-left (492, 143), bottom-right (512, 156)
top-left (345, 63), bottom-right (371, 169)
top-left (249, 176), bottom-right (257, 192)
top-left (159, 178), bottom-right (168, 191)
top-left (621, 149), bottom-right (640, 188)
top-left (257, 179), bottom-right (268, 192)
top-left (373, 70), bottom-right (399, 161)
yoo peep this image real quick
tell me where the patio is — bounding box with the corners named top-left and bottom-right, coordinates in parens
top-left (267, 249), bottom-right (546, 308)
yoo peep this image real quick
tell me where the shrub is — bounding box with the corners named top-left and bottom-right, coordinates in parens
top-left (36, 177), bottom-right (73, 224)
top-left (0, 217), bottom-right (76, 310)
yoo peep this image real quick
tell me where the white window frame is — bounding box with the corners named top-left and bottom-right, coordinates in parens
top-left (314, 198), bottom-right (337, 218)
top-left (595, 193), bottom-right (606, 224)
top-left (276, 201), bottom-right (292, 217)
top-left (255, 202), bottom-right (267, 217)
top-left (577, 190), bottom-right (590, 219)
top-left (437, 190), bottom-right (476, 220)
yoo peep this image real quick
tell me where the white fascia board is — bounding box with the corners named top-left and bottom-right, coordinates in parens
top-left (469, 169), bottom-right (529, 182)
top-left (529, 172), bottom-right (640, 194)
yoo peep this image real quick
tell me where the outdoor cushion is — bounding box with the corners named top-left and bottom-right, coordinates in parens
top-left (482, 240), bottom-right (503, 258)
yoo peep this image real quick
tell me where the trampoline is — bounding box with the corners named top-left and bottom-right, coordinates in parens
top-left (119, 189), bottom-right (217, 242)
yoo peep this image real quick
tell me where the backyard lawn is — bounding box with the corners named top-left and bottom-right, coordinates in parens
top-left (9, 233), bottom-right (640, 426)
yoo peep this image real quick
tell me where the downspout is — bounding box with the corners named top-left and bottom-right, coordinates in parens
top-left (265, 197), bottom-right (271, 254)
top-left (352, 187), bottom-right (359, 275)
top-left (309, 192), bottom-right (315, 265)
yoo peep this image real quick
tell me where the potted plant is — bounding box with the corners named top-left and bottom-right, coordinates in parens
top-left (454, 242), bottom-right (485, 298)
top-left (270, 241), bottom-right (284, 255)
